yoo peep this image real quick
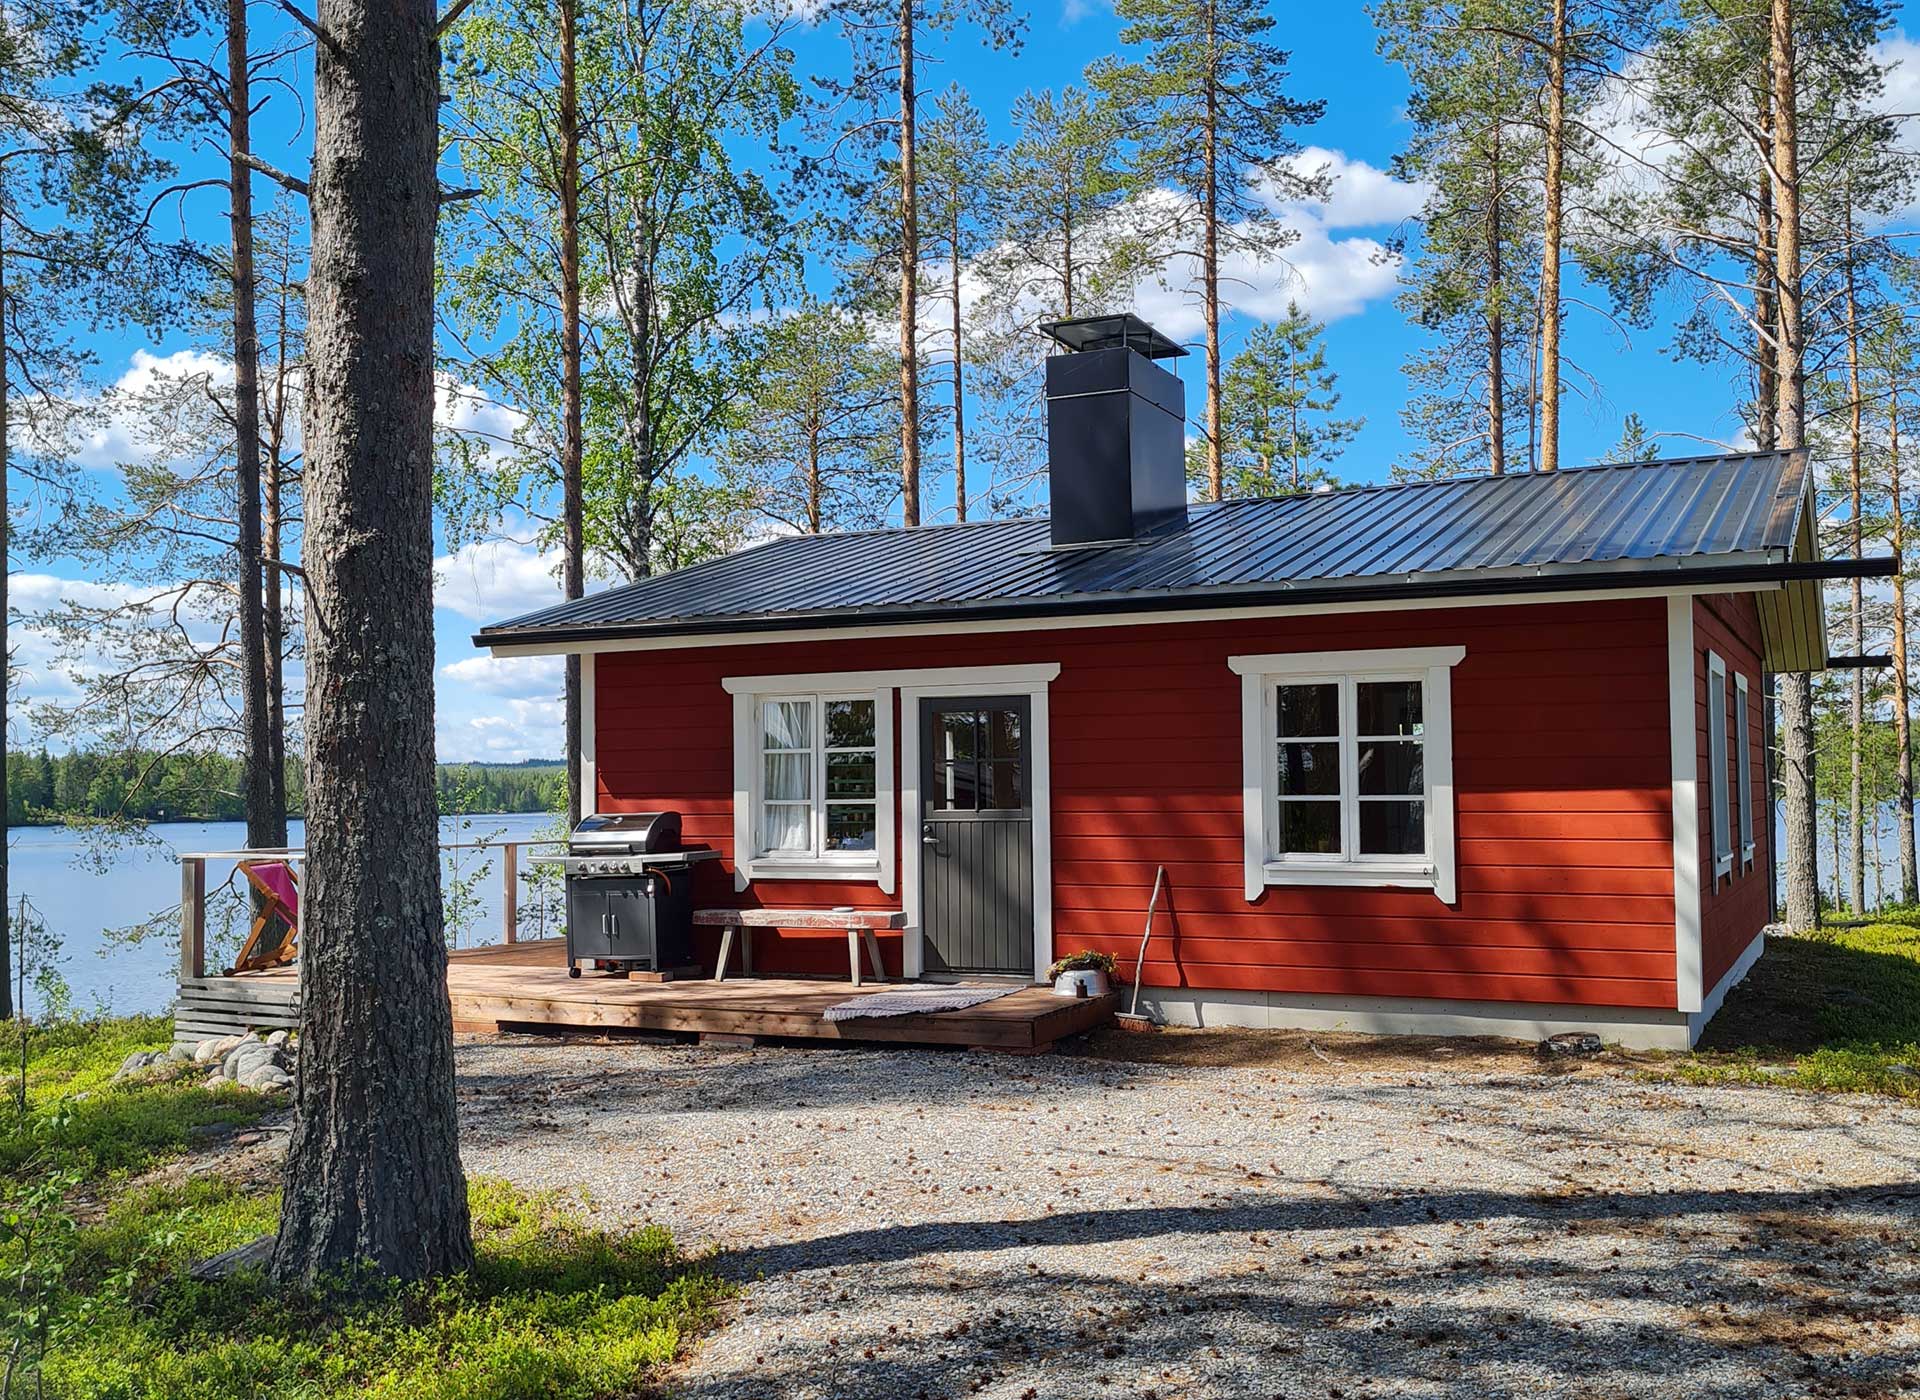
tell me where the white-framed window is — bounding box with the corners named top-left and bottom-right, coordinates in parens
top-left (1707, 650), bottom-right (1732, 880)
top-left (1229, 646), bottom-right (1463, 902)
top-left (726, 680), bottom-right (895, 889)
top-left (1735, 671), bottom-right (1754, 868)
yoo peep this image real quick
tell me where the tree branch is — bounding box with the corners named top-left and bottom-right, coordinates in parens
top-left (238, 151), bottom-right (310, 198)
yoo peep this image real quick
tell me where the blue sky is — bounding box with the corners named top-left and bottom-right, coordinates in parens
top-left (18, 0), bottom-right (1913, 765)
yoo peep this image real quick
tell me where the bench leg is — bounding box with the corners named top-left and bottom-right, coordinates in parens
top-left (742, 926), bottom-right (754, 977)
top-left (862, 929), bottom-right (887, 984)
top-left (715, 928), bottom-right (734, 983)
top-left (847, 928), bottom-right (862, 987)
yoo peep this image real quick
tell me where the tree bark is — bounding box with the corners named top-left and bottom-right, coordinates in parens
top-left (1754, 85), bottom-right (1777, 449)
top-left (1844, 203), bottom-right (1863, 913)
top-left (1537, 0), bottom-right (1566, 474)
top-left (1486, 105), bottom-right (1506, 478)
top-left (560, 0), bottom-right (585, 827)
top-left (897, 0), bottom-right (921, 527)
top-left (950, 197), bottom-right (966, 523)
top-left (263, 255), bottom-right (291, 833)
top-left (1770, 0), bottom-right (1818, 933)
top-left (228, 0), bottom-right (278, 850)
top-left (272, 0), bottom-right (471, 1284)
top-left (1, 193), bottom-right (11, 1020)
top-left (1201, 0), bottom-right (1223, 501)
top-left (1892, 383), bottom-right (1917, 903)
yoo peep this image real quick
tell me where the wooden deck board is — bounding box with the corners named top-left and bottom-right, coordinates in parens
top-left (216, 939), bottom-right (1114, 1049)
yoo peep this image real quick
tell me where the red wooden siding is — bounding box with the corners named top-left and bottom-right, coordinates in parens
top-left (594, 596), bottom-right (1680, 1007)
top-left (1694, 594), bottom-right (1770, 993)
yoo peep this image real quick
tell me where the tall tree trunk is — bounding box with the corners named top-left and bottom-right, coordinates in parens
top-left (807, 416), bottom-right (823, 533)
top-left (0, 194), bottom-right (11, 1021)
top-left (1486, 108), bottom-right (1506, 478)
top-left (1201, 0), bottom-right (1223, 501)
top-left (272, 0), bottom-right (471, 1283)
top-left (228, 0), bottom-right (277, 850)
top-left (1771, 0), bottom-right (1818, 933)
top-left (626, 271), bottom-right (655, 580)
top-left (1892, 382), bottom-right (1917, 902)
top-left (897, 0), bottom-right (921, 527)
top-left (950, 201), bottom-right (966, 523)
top-left (1537, 0), bottom-right (1566, 474)
top-left (1754, 85), bottom-right (1777, 448)
top-left (1844, 206), bottom-right (1864, 913)
top-left (263, 238), bottom-right (292, 834)
top-left (560, 0), bottom-right (585, 827)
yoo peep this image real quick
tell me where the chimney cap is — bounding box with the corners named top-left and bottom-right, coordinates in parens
top-left (1040, 313), bottom-right (1188, 360)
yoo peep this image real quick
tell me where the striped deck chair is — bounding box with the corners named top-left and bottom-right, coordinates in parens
top-left (229, 861), bottom-right (300, 974)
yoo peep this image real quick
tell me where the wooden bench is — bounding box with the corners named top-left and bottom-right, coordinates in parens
top-left (693, 908), bottom-right (908, 986)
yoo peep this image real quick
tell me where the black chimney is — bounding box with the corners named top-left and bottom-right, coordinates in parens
top-left (1040, 313), bottom-right (1190, 548)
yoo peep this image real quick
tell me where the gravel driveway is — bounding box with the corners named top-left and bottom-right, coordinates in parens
top-left (455, 1035), bottom-right (1920, 1400)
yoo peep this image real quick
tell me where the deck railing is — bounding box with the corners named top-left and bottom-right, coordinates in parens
top-left (177, 838), bottom-right (565, 980)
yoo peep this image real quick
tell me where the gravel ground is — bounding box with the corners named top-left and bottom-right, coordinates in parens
top-left (455, 1035), bottom-right (1920, 1400)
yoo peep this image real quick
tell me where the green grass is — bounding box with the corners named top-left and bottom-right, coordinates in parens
top-left (0, 1015), bottom-right (276, 1180)
top-left (42, 1177), bottom-right (728, 1400)
top-left (1657, 921), bottom-right (1920, 1097)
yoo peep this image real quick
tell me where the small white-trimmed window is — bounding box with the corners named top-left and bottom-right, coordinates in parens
top-left (1229, 646), bottom-right (1463, 902)
top-left (1735, 671), bottom-right (1754, 868)
top-left (1707, 651), bottom-right (1732, 880)
top-left (727, 682), bottom-right (895, 890)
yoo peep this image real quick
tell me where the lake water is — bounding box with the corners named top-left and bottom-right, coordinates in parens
top-left (6, 813), bottom-right (562, 1018)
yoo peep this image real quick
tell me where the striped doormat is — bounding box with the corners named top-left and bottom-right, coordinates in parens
top-left (822, 984), bottom-right (1022, 1021)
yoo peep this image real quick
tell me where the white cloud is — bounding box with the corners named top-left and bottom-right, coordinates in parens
top-left (433, 536), bottom-right (563, 622)
top-left (436, 697), bottom-right (565, 764)
top-left (440, 652), bottom-right (564, 698)
top-left (1271, 147), bottom-right (1429, 229)
top-left (436, 375), bottom-right (527, 446)
top-left (63, 348), bottom-right (234, 470)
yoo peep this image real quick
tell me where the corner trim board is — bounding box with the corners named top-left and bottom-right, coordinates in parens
top-left (1669, 596), bottom-right (1704, 1014)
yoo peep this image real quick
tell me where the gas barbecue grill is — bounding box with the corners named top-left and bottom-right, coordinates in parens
top-left (554, 813), bottom-right (717, 978)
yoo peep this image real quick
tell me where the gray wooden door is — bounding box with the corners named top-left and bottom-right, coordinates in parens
top-left (920, 695), bottom-right (1034, 977)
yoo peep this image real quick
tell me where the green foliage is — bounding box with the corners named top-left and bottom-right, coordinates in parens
top-left (1198, 303), bottom-right (1361, 497)
top-left (38, 1178), bottom-right (727, 1400)
top-left (1656, 922), bottom-right (1920, 1098)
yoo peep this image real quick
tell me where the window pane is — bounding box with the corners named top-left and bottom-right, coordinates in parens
top-left (1278, 683), bottom-right (1339, 738)
top-left (762, 802), bottom-right (810, 852)
top-left (827, 698), bottom-right (875, 748)
top-left (1278, 741), bottom-right (1341, 796)
top-left (1279, 800), bottom-right (1341, 854)
top-left (933, 760), bottom-right (980, 811)
top-left (1357, 739), bottom-right (1424, 796)
top-left (825, 804), bottom-right (877, 851)
top-left (937, 710), bottom-right (978, 760)
top-left (761, 699), bottom-right (811, 750)
top-left (1357, 680), bottom-right (1423, 736)
top-left (987, 707), bottom-right (1023, 759)
top-left (763, 752), bottom-right (810, 801)
top-left (984, 760), bottom-right (1023, 809)
top-left (827, 751), bottom-right (876, 800)
top-left (1359, 800), bottom-right (1424, 856)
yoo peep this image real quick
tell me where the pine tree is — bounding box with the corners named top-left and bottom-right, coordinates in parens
top-left (1087, 0), bottom-right (1326, 503)
top-left (1610, 412), bottom-right (1655, 461)
top-left (1208, 304), bottom-right (1361, 497)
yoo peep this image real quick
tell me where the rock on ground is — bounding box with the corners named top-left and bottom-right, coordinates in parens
top-left (455, 1036), bottom-right (1920, 1400)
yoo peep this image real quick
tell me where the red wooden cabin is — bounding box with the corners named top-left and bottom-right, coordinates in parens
top-left (477, 315), bottom-right (1858, 1049)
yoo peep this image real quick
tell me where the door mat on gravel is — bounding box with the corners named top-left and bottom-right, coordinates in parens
top-left (823, 985), bottom-right (1022, 1021)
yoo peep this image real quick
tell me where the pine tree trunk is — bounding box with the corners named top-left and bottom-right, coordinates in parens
top-left (950, 203), bottom-right (966, 523)
top-left (897, 0), bottom-right (921, 528)
top-left (1771, 0), bottom-right (1818, 933)
top-left (1201, 0), bottom-right (1223, 501)
top-left (271, 0), bottom-right (471, 1284)
top-left (1486, 108), bottom-right (1506, 478)
top-left (560, 0), bottom-right (585, 827)
top-left (1844, 212), bottom-right (1864, 914)
top-left (263, 242), bottom-right (291, 838)
top-left (1891, 383), bottom-right (1916, 903)
top-left (0, 196), bottom-right (11, 1021)
top-left (1537, 0), bottom-right (1566, 474)
top-left (228, 0), bottom-right (277, 851)
top-left (1754, 85), bottom-right (1777, 448)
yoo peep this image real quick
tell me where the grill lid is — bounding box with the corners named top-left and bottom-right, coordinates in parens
top-left (569, 811), bottom-right (683, 853)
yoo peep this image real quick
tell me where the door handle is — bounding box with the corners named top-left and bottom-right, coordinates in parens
top-left (922, 825), bottom-right (940, 846)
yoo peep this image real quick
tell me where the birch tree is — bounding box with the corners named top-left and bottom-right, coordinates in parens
top-left (1088, 0), bottom-right (1327, 502)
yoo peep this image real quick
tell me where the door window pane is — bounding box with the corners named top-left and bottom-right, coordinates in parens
top-left (937, 710), bottom-right (978, 760)
top-left (1357, 681), bottom-right (1423, 735)
top-left (984, 760), bottom-right (1023, 810)
top-left (1279, 742), bottom-right (1341, 795)
top-left (825, 804), bottom-right (877, 851)
top-left (1357, 739), bottom-right (1423, 796)
top-left (987, 707), bottom-right (1023, 759)
top-left (1359, 800), bottom-right (1424, 855)
top-left (1279, 800), bottom-right (1341, 854)
top-left (826, 698), bottom-right (875, 748)
top-left (1279, 683), bottom-right (1339, 737)
top-left (933, 760), bottom-right (981, 811)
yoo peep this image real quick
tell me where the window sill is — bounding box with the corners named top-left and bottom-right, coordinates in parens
top-left (741, 858), bottom-right (884, 885)
top-left (1260, 862), bottom-right (1439, 891)
top-left (1714, 855), bottom-right (1735, 881)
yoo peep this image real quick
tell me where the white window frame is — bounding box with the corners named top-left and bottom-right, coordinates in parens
top-left (1707, 650), bottom-right (1733, 881)
top-left (1229, 646), bottom-right (1463, 903)
top-left (1735, 670), bottom-right (1754, 869)
top-left (727, 682), bottom-right (895, 890)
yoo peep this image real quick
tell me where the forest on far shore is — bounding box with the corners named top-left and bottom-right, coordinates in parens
top-left (3, 750), bottom-right (564, 826)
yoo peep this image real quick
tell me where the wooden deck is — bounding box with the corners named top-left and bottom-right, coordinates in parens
top-left (197, 940), bottom-right (1116, 1052)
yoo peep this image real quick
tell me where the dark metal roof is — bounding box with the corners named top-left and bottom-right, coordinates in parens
top-left (1041, 313), bottom-right (1188, 359)
top-left (476, 451), bottom-right (1815, 648)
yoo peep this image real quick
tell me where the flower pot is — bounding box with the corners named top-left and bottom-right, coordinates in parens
top-left (1052, 969), bottom-right (1111, 999)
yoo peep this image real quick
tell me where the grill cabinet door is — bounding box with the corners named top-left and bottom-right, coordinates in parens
top-left (566, 883), bottom-right (612, 959)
